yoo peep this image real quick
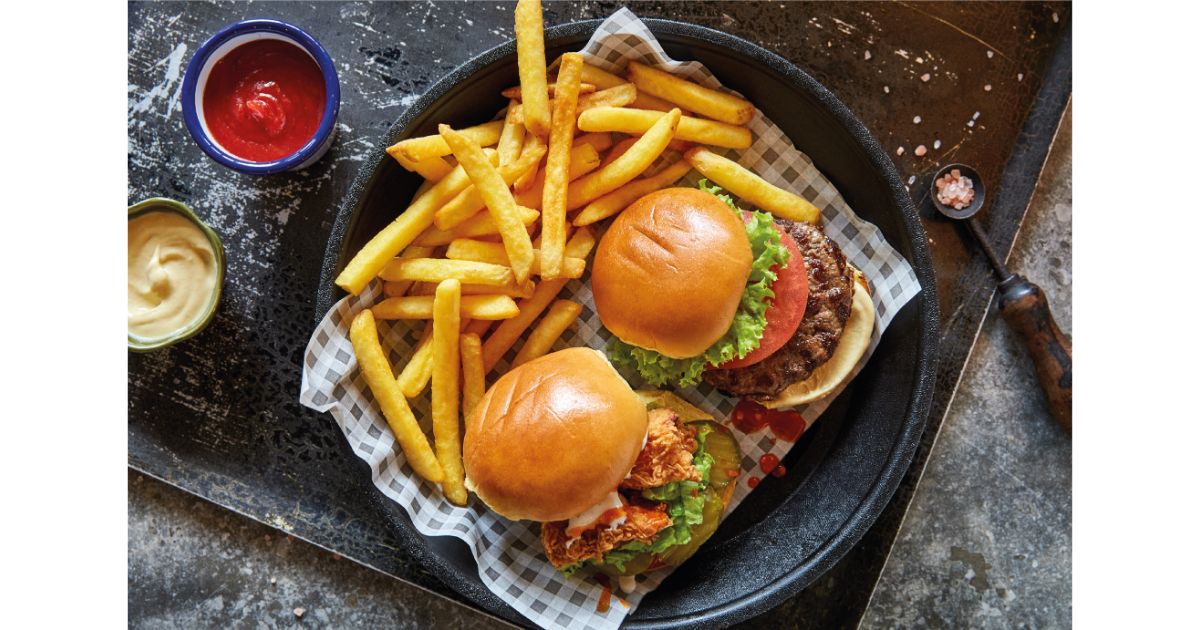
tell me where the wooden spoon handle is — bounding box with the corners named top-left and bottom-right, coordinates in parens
top-left (997, 275), bottom-right (1072, 433)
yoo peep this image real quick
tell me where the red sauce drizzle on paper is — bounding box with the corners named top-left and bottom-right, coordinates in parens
top-left (595, 574), bottom-right (612, 613)
top-left (731, 399), bottom-right (808, 442)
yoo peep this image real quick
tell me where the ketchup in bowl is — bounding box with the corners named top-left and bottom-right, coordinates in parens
top-left (202, 39), bottom-right (326, 162)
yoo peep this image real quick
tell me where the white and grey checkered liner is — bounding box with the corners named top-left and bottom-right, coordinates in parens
top-left (300, 10), bottom-right (921, 630)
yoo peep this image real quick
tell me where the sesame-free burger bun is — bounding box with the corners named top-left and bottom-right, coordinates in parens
top-left (592, 188), bottom-right (752, 359)
top-left (462, 348), bottom-right (649, 522)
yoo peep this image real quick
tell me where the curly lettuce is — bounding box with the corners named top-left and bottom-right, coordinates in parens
top-left (608, 181), bottom-right (790, 387)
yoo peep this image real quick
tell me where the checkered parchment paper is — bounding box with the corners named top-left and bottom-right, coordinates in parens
top-left (300, 10), bottom-right (921, 629)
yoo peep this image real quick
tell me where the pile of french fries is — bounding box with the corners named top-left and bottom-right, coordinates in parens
top-left (339, 0), bottom-right (824, 505)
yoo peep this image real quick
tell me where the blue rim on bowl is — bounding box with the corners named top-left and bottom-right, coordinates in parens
top-left (128, 197), bottom-right (226, 352)
top-left (180, 19), bottom-right (341, 175)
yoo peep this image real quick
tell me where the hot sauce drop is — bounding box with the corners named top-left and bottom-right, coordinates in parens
top-left (203, 39), bottom-right (326, 162)
top-left (759, 453), bottom-right (780, 474)
top-left (747, 476), bottom-right (761, 489)
top-left (731, 399), bottom-right (808, 442)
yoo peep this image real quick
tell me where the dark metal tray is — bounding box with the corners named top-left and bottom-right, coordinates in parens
top-left (318, 19), bottom-right (938, 627)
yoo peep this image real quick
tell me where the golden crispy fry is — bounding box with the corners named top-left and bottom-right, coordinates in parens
top-left (334, 152), bottom-right (497, 295)
top-left (414, 205), bottom-right (539, 247)
top-left (379, 257), bottom-right (515, 286)
top-left (685, 147), bottom-right (821, 223)
top-left (577, 107), bottom-right (751, 149)
top-left (578, 83), bottom-right (638, 111)
top-left (446, 239), bottom-right (586, 278)
top-left (439, 125), bottom-right (536, 283)
top-left (573, 132), bottom-right (614, 153)
top-left (459, 333), bottom-right (485, 419)
top-left (349, 310), bottom-right (444, 483)
top-left (511, 133), bottom-right (546, 193)
top-left (512, 299), bottom-right (583, 367)
top-left (431, 280), bottom-right (467, 505)
top-left (497, 99), bottom-right (527, 166)
top-left (574, 158), bottom-right (694, 226)
top-left (513, 143), bottom-right (601, 207)
top-left (372, 294), bottom-right (521, 320)
top-left (461, 280), bottom-right (535, 299)
top-left (631, 92), bottom-right (681, 113)
top-left (378, 246), bottom-right (435, 297)
top-left (627, 61), bottom-right (754, 125)
top-left (578, 63), bottom-right (625, 89)
top-left (392, 120), bottom-right (505, 163)
top-left (396, 322), bottom-right (435, 397)
top-left (434, 139), bottom-right (547, 230)
top-left (600, 137), bottom-right (638, 169)
top-left (541, 53), bottom-right (584, 279)
top-left (463, 318), bottom-right (494, 338)
top-left (500, 82), bottom-right (596, 100)
top-left (480, 228), bottom-right (596, 371)
top-left (515, 0), bottom-right (550, 137)
top-left (386, 149), bottom-right (455, 181)
top-left (565, 108), bottom-right (681, 210)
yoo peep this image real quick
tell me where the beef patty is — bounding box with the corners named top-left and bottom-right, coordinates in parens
top-left (703, 220), bottom-right (854, 399)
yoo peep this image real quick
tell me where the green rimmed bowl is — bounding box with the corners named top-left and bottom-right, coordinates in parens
top-left (127, 197), bottom-right (226, 352)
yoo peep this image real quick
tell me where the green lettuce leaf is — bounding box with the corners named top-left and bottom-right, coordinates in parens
top-left (607, 181), bottom-right (790, 387)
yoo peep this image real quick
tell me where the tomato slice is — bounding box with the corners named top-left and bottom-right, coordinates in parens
top-left (714, 218), bottom-right (808, 369)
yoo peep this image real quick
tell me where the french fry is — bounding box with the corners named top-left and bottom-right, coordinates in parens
top-left (460, 333), bottom-right (485, 419)
top-left (600, 137), bottom-right (638, 169)
top-left (511, 133), bottom-right (546, 193)
top-left (439, 125), bottom-right (536, 284)
top-left (387, 149), bottom-right (455, 181)
top-left (541, 52), bottom-right (583, 279)
top-left (631, 92), bottom-right (681, 113)
top-left (566, 108), bottom-right (681, 210)
top-left (334, 152), bottom-right (497, 295)
top-left (574, 158), bottom-right (694, 226)
top-left (461, 280), bottom-right (535, 299)
top-left (577, 107), bottom-right (751, 149)
top-left (579, 62), bottom-right (625, 89)
top-left (349, 310), bottom-right (444, 483)
top-left (379, 257), bottom-right (515, 286)
top-left (463, 318), bottom-right (495, 338)
top-left (512, 300), bottom-right (582, 367)
top-left (511, 143), bottom-right (600, 210)
top-left (500, 82), bottom-right (596, 100)
top-left (373, 294), bottom-right (520, 321)
top-left (396, 322), bottom-right (435, 397)
top-left (414, 205), bottom-right (539, 247)
top-left (446, 239), bottom-right (587, 279)
top-left (431, 280), bottom-right (467, 505)
top-left (685, 147), bottom-right (821, 223)
top-left (627, 61), bottom-right (754, 125)
top-left (391, 120), bottom-right (505, 163)
top-left (574, 132), bottom-right (614, 153)
top-left (435, 139), bottom-right (547, 230)
top-left (514, 0), bottom-right (550, 137)
top-left (578, 83), bottom-right (638, 111)
top-left (480, 228), bottom-right (596, 371)
top-left (496, 99), bottom-right (526, 166)
top-left (378, 245), bottom-right (435, 297)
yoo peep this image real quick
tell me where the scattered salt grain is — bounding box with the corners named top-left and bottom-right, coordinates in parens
top-left (913, 115), bottom-right (922, 124)
top-left (920, 73), bottom-right (931, 82)
top-left (916, 56), bottom-right (925, 64)
top-left (1053, 12), bottom-right (1059, 23)
top-left (972, 111), bottom-right (981, 120)
top-left (908, 175), bottom-right (916, 185)
top-left (896, 146), bottom-right (905, 156)
top-left (933, 139), bottom-right (942, 150)
top-left (987, 50), bottom-right (994, 59)
top-left (915, 145), bottom-right (927, 157)
top-left (884, 86), bottom-right (890, 94)
top-left (294, 608), bottom-right (306, 619)
top-left (864, 50), bottom-right (872, 60)
top-left (967, 120), bottom-right (975, 127)
top-left (984, 84), bottom-right (992, 92)
top-left (1018, 73), bottom-right (1024, 82)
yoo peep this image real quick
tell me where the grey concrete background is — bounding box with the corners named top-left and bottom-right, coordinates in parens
top-left (127, 105), bottom-right (1071, 630)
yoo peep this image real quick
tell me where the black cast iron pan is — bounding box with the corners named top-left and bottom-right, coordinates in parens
top-left (316, 18), bottom-right (939, 628)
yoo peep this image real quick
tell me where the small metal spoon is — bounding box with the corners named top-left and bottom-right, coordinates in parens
top-left (931, 163), bottom-right (1072, 433)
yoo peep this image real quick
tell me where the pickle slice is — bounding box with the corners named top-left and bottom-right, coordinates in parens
top-left (699, 422), bottom-right (741, 492)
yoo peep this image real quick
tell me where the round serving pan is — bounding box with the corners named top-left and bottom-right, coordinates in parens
top-left (317, 18), bottom-right (938, 628)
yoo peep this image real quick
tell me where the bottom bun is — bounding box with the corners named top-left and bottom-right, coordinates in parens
top-left (763, 278), bottom-right (876, 409)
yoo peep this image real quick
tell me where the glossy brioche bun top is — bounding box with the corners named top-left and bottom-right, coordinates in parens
top-left (592, 188), bottom-right (753, 359)
top-left (462, 347), bottom-right (648, 522)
